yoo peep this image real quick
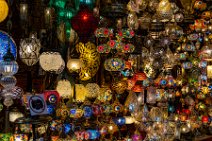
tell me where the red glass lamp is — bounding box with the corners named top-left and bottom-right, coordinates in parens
top-left (71, 5), bottom-right (99, 42)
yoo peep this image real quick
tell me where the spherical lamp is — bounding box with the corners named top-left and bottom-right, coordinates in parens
top-left (0, 0), bottom-right (9, 23)
top-left (39, 52), bottom-right (65, 74)
top-left (71, 5), bottom-right (98, 41)
top-left (19, 33), bottom-right (41, 66)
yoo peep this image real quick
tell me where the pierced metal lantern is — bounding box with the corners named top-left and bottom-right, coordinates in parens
top-left (19, 33), bottom-right (41, 66)
top-left (39, 52), bottom-right (65, 74)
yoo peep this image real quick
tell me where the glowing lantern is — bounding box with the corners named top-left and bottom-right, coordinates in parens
top-left (0, 31), bottom-right (17, 61)
top-left (19, 33), bottom-right (41, 66)
top-left (71, 5), bottom-right (98, 41)
top-left (39, 52), bottom-right (65, 74)
top-left (0, 49), bottom-right (19, 76)
top-left (67, 58), bottom-right (82, 73)
top-left (207, 65), bottom-right (212, 79)
top-left (9, 108), bottom-right (24, 122)
top-left (0, 0), bottom-right (9, 23)
top-left (56, 79), bottom-right (72, 98)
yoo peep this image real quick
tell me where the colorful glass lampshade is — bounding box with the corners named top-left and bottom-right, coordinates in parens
top-left (13, 134), bottom-right (28, 141)
top-left (19, 33), bottom-right (41, 66)
top-left (0, 0), bottom-right (9, 23)
top-left (39, 51), bottom-right (65, 74)
top-left (67, 58), bottom-right (82, 73)
top-left (0, 30), bottom-right (17, 61)
top-left (9, 107), bottom-right (24, 122)
top-left (133, 72), bottom-right (147, 81)
top-left (111, 80), bottom-right (128, 94)
top-left (71, 5), bottom-right (98, 40)
top-left (199, 44), bottom-right (212, 61)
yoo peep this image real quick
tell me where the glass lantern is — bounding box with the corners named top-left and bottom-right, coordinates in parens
top-left (39, 51), bottom-right (65, 73)
top-left (56, 79), bottom-right (72, 98)
top-left (0, 60), bottom-right (18, 76)
top-left (0, 30), bottom-right (17, 61)
top-left (9, 107), bottom-right (24, 122)
top-left (0, 75), bottom-right (17, 89)
top-left (19, 33), bottom-right (41, 66)
top-left (0, 48), bottom-right (18, 76)
top-left (67, 58), bottom-right (82, 73)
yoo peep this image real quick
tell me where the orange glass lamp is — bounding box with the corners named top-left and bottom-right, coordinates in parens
top-left (0, 0), bottom-right (9, 23)
top-left (133, 72), bottom-right (147, 81)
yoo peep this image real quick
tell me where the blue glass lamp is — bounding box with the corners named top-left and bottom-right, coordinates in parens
top-left (0, 30), bottom-right (17, 61)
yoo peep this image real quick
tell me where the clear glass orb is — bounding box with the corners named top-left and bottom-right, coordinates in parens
top-left (0, 60), bottom-right (19, 76)
top-left (0, 75), bottom-right (17, 89)
top-left (3, 97), bottom-right (13, 107)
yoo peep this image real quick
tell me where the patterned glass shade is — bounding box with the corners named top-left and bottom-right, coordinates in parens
top-left (56, 79), bottom-right (72, 98)
top-left (19, 33), bottom-right (41, 66)
top-left (0, 75), bottom-right (17, 89)
top-left (0, 31), bottom-right (17, 60)
top-left (0, 60), bottom-right (18, 76)
top-left (39, 52), bottom-right (65, 74)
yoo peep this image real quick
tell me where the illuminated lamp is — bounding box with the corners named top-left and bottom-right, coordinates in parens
top-left (44, 90), bottom-right (60, 104)
top-left (207, 65), bottom-right (212, 79)
top-left (56, 79), bottom-right (72, 99)
top-left (9, 107), bottom-right (24, 122)
top-left (19, 33), bottom-right (41, 66)
top-left (20, 3), bottom-right (28, 21)
top-left (0, 48), bottom-right (18, 76)
top-left (0, 0), bottom-right (9, 23)
top-left (67, 58), bottom-right (82, 73)
top-left (132, 85), bottom-right (143, 93)
top-left (39, 52), bottom-right (65, 74)
top-left (80, 0), bottom-right (95, 9)
top-left (133, 72), bottom-right (147, 81)
top-left (111, 80), bottom-right (128, 94)
top-left (71, 5), bottom-right (98, 41)
top-left (199, 44), bottom-right (212, 61)
top-left (0, 30), bottom-right (17, 61)
top-left (13, 134), bottom-right (28, 141)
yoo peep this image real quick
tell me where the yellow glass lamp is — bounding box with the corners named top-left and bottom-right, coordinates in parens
top-left (207, 65), bottom-right (212, 78)
top-left (0, 0), bottom-right (9, 23)
top-left (67, 58), bottom-right (82, 73)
